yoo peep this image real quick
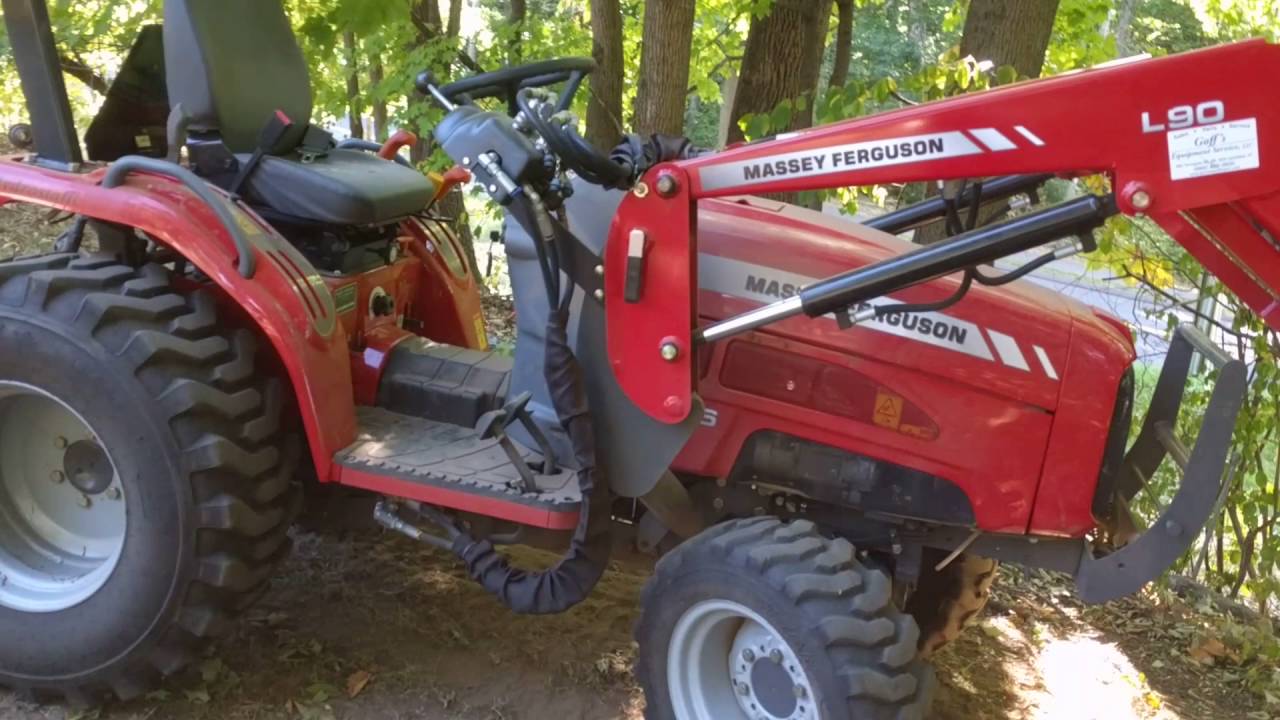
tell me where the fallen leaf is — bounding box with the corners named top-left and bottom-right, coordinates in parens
top-left (346, 669), bottom-right (373, 698)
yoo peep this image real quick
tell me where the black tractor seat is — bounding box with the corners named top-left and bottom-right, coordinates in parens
top-left (163, 0), bottom-right (432, 227)
top-left (236, 150), bottom-right (433, 226)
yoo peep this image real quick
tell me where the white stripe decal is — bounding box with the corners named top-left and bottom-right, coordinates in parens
top-left (1033, 345), bottom-right (1059, 380)
top-left (970, 128), bottom-right (1017, 152)
top-left (1014, 125), bottom-right (1046, 147)
top-left (697, 131), bottom-right (984, 191)
top-left (987, 330), bottom-right (1030, 371)
top-left (698, 254), bottom-right (994, 361)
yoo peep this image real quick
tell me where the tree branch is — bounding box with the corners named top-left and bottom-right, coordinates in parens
top-left (59, 52), bottom-right (109, 95)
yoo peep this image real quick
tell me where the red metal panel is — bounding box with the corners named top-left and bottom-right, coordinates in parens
top-left (336, 465), bottom-right (580, 530)
top-left (674, 330), bottom-right (1054, 533)
top-left (605, 168), bottom-right (697, 422)
top-left (1030, 309), bottom-right (1136, 536)
top-left (405, 218), bottom-right (489, 349)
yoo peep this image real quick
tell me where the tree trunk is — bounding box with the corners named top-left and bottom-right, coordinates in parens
top-left (727, 0), bottom-right (834, 144)
top-left (369, 59), bottom-right (388, 142)
top-left (448, 0), bottom-right (463, 37)
top-left (343, 31), bottom-right (365, 140)
top-left (1114, 0), bottom-right (1140, 57)
top-left (915, 0), bottom-right (1060, 244)
top-left (959, 0), bottom-right (1061, 78)
top-left (409, 0), bottom-right (476, 268)
top-left (633, 0), bottom-right (697, 136)
top-left (509, 0), bottom-right (527, 63)
top-left (585, 0), bottom-right (625, 150)
top-left (830, 0), bottom-right (854, 88)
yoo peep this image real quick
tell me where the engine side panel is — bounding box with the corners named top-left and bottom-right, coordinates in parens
top-left (674, 197), bottom-right (1129, 534)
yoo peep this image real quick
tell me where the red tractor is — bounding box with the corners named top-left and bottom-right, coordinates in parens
top-left (0, 1), bottom-right (1273, 718)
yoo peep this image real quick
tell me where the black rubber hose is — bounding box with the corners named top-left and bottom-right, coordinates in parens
top-left (447, 290), bottom-right (613, 614)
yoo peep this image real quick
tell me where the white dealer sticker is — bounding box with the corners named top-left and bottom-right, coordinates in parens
top-left (1168, 118), bottom-right (1259, 181)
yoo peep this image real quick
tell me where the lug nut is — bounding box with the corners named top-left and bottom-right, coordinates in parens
top-left (770, 649), bottom-right (784, 664)
top-left (742, 649), bottom-right (755, 663)
top-left (794, 685), bottom-right (808, 699)
top-left (54, 436), bottom-right (68, 449)
top-left (738, 683), bottom-right (751, 696)
top-left (76, 494), bottom-right (91, 508)
top-left (50, 470), bottom-right (65, 484)
top-left (106, 487), bottom-right (122, 501)
top-left (660, 342), bottom-right (680, 362)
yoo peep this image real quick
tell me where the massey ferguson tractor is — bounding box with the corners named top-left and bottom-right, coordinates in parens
top-left (0, 0), bottom-right (1272, 718)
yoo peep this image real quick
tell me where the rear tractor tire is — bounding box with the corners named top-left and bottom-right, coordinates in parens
top-left (0, 254), bottom-right (299, 703)
top-left (906, 553), bottom-right (999, 657)
top-left (636, 517), bottom-right (934, 720)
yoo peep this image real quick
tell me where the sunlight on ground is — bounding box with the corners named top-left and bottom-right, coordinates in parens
top-left (982, 614), bottom-right (1178, 720)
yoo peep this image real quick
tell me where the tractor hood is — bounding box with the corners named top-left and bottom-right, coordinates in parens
top-left (694, 196), bottom-right (1133, 411)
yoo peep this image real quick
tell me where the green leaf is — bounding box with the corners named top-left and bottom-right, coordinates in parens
top-left (995, 65), bottom-right (1019, 85)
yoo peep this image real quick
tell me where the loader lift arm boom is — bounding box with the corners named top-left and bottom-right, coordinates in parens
top-left (602, 39), bottom-right (1280, 423)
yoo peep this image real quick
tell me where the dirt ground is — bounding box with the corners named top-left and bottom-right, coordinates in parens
top-left (0, 191), bottom-right (1275, 719)
top-left (0, 527), bottom-right (1272, 720)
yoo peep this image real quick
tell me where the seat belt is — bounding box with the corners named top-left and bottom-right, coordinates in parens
top-left (227, 110), bottom-right (295, 196)
top-left (296, 125), bottom-right (335, 164)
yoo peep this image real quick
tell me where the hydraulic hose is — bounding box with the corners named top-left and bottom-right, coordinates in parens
top-left (440, 195), bottom-right (612, 615)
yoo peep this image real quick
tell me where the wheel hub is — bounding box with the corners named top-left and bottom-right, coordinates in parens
top-left (668, 599), bottom-right (816, 720)
top-left (0, 383), bottom-right (127, 613)
top-left (728, 620), bottom-right (811, 719)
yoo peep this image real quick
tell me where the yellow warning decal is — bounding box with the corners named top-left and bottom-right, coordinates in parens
top-left (873, 391), bottom-right (903, 430)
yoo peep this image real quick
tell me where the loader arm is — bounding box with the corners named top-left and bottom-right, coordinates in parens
top-left (603, 39), bottom-right (1280, 422)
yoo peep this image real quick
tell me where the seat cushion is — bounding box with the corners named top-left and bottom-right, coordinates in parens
top-left (240, 149), bottom-right (435, 226)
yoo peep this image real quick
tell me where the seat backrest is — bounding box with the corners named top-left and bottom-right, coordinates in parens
top-left (163, 0), bottom-right (312, 154)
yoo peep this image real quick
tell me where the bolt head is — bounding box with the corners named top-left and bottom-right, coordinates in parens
top-left (655, 174), bottom-right (678, 196)
top-left (712, 497), bottom-right (725, 510)
top-left (593, 289), bottom-right (605, 301)
top-left (487, 184), bottom-right (498, 193)
top-left (633, 181), bottom-right (649, 198)
top-left (660, 342), bottom-right (680, 362)
top-left (462, 156), bottom-right (471, 166)
top-left (1131, 190), bottom-right (1152, 211)
top-left (50, 470), bottom-right (65, 484)
top-left (593, 264), bottom-right (604, 277)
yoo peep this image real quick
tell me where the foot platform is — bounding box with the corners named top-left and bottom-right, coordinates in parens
top-left (334, 407), bottom-right (581, 530)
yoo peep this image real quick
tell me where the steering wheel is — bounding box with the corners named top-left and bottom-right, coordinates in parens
top-left (419, 57), bottom-right (631, 188)
top-left (418, 58), bottom-right (596, 115)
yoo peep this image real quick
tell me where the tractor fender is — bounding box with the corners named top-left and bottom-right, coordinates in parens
top-left (0, 158), bottom-right (356, 475)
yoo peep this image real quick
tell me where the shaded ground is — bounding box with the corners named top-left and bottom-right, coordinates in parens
top-left (0, 530), bottom-right (1273, 720)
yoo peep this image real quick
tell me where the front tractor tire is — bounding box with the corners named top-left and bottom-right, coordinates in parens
top-left (636, 517), bottom-right (934, 720)
top-left (0, 254), bottom-right (299, 703)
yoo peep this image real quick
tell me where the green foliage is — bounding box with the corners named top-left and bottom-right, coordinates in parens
top-left (1045, 0), bottom-right (1116, 72)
